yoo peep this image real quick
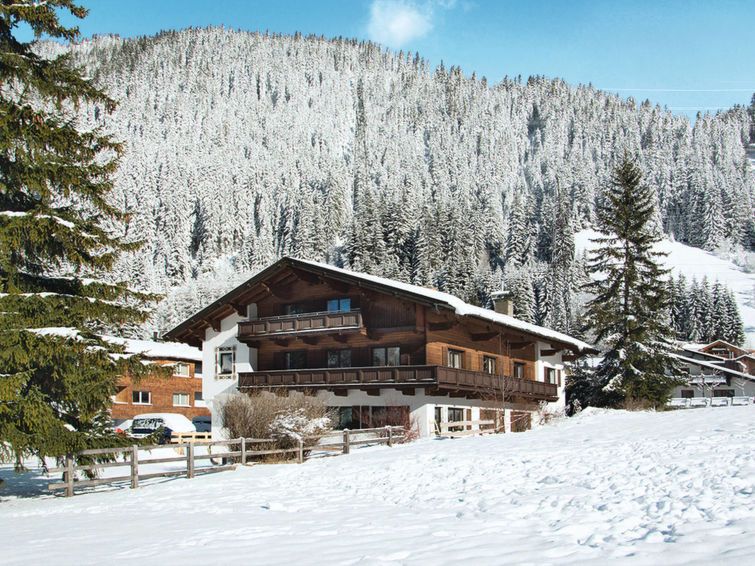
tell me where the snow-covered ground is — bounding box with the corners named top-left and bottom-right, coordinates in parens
top-left (1, 407), bottom-right (754, 565)
top-left (576, 229), bottom-right (755, 347)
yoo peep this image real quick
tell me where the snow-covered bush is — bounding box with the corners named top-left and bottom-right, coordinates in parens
top-left (221, 392), bottom-right (333, 451)
top-left (536, 401), bottom-right (565, 425)
top-left (268, 409), bottom-right (331, 448)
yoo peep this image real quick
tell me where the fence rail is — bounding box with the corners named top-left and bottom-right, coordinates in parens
top-left (47, 426), bottom-right (406, 497)
top-left (437, 419), bottom-right (497, 437)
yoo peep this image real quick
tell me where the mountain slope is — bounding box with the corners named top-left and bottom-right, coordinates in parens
top-left (576, 229), bottom-right (755, 347)
top-left (36, 28), bottom-right (754, 328)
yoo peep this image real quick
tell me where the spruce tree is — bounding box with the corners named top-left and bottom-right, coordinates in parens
top-left (583, 156), bottom-right (682, 407)
top-left (0, 1), bottom-right (154, 468)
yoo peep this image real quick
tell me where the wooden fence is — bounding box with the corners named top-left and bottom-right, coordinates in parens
top-left (437, 419), bottom-right (497, 437)
top-left (47, 426), bottom-right (405, 497)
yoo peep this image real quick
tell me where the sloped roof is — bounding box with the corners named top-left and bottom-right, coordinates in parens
top-left (106, 336), bottom-right (202, 361)
top-left (165, 257), bottom-right (596, 354)
top-left (672, 353), bottom-right (755, 383)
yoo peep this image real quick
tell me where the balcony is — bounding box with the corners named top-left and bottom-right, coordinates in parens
top-left (237, 365), bottom-right (558, 402)
top-left (237, 309), bottom-right (363, 341)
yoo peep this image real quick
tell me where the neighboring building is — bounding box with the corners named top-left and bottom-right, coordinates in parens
top-left (670, 352), bottom-right (755, 401)
top-left (109, 338), bottom-right (210, 426)
top-left (165, 258), bottom-right (595, 438)
top-left (679, 340), bottom-right (755, 376)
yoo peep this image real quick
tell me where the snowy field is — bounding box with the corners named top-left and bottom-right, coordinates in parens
top-left (1, 407), bottom-right (754, 565)
top-left (576, 229), bottom-right (755, 347)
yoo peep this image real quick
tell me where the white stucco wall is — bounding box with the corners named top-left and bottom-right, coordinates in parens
top-left (202, 311), bottom-right (256, 439)
top-left (535, 341), bottom-right (567, 412)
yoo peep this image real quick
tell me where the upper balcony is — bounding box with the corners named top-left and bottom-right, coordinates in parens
top-left (237, 365), bottom-right (558, 402)
top-left (237, 309), bottom-right (363, 341)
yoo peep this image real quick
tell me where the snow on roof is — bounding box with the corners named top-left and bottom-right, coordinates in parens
top-left (672, 353), bottom-right (755, 382)
top-left (294, 258), bottom-right (595, 353)
top-left (105, 336), bottom-right (202, 361)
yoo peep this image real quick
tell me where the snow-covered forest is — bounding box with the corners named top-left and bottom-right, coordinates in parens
top-left (41, 28), bottom-right (754, 333)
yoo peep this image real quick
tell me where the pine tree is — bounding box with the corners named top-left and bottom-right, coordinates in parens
top-left (583, 156), bottom-right (682, 407)
top-left (0, 2), bottom-right (155, 468)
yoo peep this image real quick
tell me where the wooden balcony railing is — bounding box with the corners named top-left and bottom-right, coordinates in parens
top-left (238, 365), bottom-right (558, 402)
top-left (237, 309), bottom-right (363, 339)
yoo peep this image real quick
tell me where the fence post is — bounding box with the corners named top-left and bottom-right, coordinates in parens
top-left (241, 437), bottom-right (246, 465)
top-left (64, 453), bottom-right (74, 497)
top-left (387, 426), bottom-right (393, 447)
top-left (343, 429), bottom-right (350, 455)
top-left (297, 438), bottom-right (304, 464)
top-left (130, 445), bottom-right (139, 489)
top-left (186, 443), bottom-right (195, 479)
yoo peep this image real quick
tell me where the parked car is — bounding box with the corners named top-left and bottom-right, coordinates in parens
top-left (114, 419), bottom-right (133, 434)
top-left (130, 413), bottom-right (196, 443)
top-left (192, 415), bottom-right (212, 433)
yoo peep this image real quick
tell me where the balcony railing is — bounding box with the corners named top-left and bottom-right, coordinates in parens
top-left (237, 309), bottom-right (363, 340)
top-left (238, 365), bottom-right (558, 402)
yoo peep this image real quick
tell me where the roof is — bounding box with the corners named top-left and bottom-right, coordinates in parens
top-left (105, 336), bottom-right (202, 362)
top-left (672, 353), bottom-right (755, 383)
top-left (165, 257), bottom-right (596, 354)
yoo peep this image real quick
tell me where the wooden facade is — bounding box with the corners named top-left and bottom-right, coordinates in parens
top-left (165, 257), bottom-right (592, 435)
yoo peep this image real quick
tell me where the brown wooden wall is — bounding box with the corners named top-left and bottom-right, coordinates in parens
top-left (252, 267), bottom-right (542, 379)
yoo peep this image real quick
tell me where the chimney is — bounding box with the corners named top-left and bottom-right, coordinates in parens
top-left (491, 291), bottom-right (515, 317)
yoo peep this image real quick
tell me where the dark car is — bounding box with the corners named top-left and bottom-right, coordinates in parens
top-left (192, 415), bottom-right (212, 433)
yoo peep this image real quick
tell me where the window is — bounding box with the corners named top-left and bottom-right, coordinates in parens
top-left (447, 349), bottom-right (464, 369)
top-left (327, 349), bottom-right (352, 368)
top-left (194, 361), bottom-right (203, 375)
top-left (327, 297), bottom-right (351, 312)
top-left (482, 356), bottom-right (497, 375)
top-left (372, 346), bottom-right (401, 367)
top-left (285, 350), bottom-right (307, 370)
top-left (448, 407), bottom-right (465, 432)
top-left (174, 362), bottom-right (190, 377)
top-left (172, 393), bottom-right (190, 407)
top-left (132, 390), bottom-right (151, 405)
top-left (194, 391), bottom-right (203, 402)
top-left (284, 303), bottom-right (305, 315)
top-left (680, 389), bottom-right (694, 399)
top-left (544, 367), bottom-right (556, 384)
top-left (216, 347), bottom-right (235, 377)
top-left (513, 362), bottom-right (525, 379)
top-left (713, 389), bottom-right (735, 398)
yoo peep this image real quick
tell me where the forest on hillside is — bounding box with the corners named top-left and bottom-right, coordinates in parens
top-left (40, 28), bottom-right (755, 334)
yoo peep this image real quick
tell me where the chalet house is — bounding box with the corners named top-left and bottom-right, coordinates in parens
top-left (679, 340), bottom-right (755, 376)
top-left (164, 258), bottom-right (595, 438)
top-left (109, 338), bottom-right (210, 425)
top-left (670, 353), bottom-right (755, 404)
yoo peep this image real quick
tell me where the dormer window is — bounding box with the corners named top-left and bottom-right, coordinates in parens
top-left (327, 298), bottom-right (351, 312)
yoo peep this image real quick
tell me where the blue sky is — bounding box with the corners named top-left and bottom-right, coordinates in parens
top-left (23, 0), bottom-right (755, 121)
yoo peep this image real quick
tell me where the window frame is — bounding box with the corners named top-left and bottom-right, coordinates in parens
top-left (544, 367), bottom-right (556, 384)
top-left (194, 391), bottom-right (203, 402)
top-left (513, 362), bottom-right (526, 379)
top-left (172, 392), bottom-right (190, 407)
top-left (216, 346), bottom-right (236, 378)
top-left (447, 349), bottom-right (464, 369)
top-left (327, 297), bottom-right (351, 312)
top-left (482, 355), bottom-right (497, 375)
top-left (327, 349), bottom-right (353, 368)
top-left (285, 350), bottom-right (307, 370)
top-left (372, 346), bottom-right (401, 367)
top-left (173, 362), bottom-right (190, 377)
top-left (132, 390), bottom-right (151, 405)
top-left (680, 389), bottom-right (694, 399)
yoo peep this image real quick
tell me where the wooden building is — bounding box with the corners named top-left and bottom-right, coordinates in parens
top-left (165, 258), bottom-right (595, 437)
top-left (109, 338), bottom-right (210, 425)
